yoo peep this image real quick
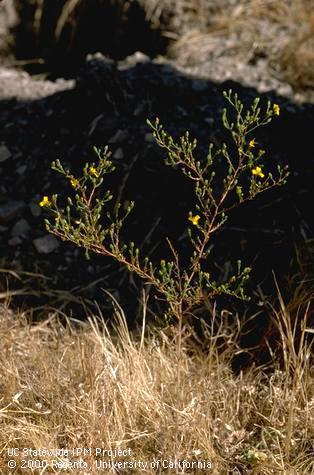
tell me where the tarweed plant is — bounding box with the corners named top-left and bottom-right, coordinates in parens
top-left (42, 91), bottom-right (288, 333)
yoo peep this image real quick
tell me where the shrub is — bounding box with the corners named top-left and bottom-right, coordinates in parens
top-left (41, 91), bottom-right (288, 333)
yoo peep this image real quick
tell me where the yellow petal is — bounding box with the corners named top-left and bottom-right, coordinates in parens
top-left (188, 214), bottom-right (200, 225)
top-left (39, 196), bottom-right (51, 207)
top-left (273, 104), bottom-right (280, 116)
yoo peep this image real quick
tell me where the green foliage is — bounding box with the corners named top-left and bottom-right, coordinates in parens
top-left (42, 91), bottom-right (289, 324)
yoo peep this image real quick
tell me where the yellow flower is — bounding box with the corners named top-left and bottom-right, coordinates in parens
top-left (89, 166), bottom-right (99, 178)
top-left (251, 166), bottom-right (265, 178)
top-left (39, 196), bottom-right (51, 207)
top-left (70, 177), bottom-right (79, 189)
top-left (249, 139), bottom-right (256, 148)
top-left (273, 104), bottom-right (280, 116)
top-left (188, 214), bottom-right (201, 226)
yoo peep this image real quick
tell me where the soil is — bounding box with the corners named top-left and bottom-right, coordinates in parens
top-left (0, 1), bottom-right (313, 335)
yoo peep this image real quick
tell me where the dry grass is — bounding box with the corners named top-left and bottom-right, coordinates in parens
top-left (0, 288), bottom-right (313, 474)
top-left (12, 0), bottom-right (314, 89)
top-left (169, 0), bottom-right (314, 90)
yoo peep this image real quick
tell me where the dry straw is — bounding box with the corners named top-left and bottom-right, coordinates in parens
top-left (0, 277), bottom-right (313, 473)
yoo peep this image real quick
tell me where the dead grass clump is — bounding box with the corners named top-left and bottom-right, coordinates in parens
top-left (272, 15), bottom-right (314, 89)
top-left (247, 0), bottom-right (314, 89)
top-left (169, 0), bottom-right (314, 91)
top-left (0, 293), bottom-right (313, 474)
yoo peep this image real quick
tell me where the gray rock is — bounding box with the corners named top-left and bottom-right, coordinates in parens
top-left (11, 218), bottom-right (31, 237)
top-left (33, 235), bottom-right (60, 254)
top-left (16, 164), bottom-right (27, 175)
top-left (113, 147), bottom-right (124, 159)
top-left (122, 51), bottom-right (150, 67)
top-left (0, 145), bottom-right (11, 162)
top-left (0, 201), bottom-right (25, 222)
top-left (204, 117), bottom-right (214, 126)
top-left (29, 202), bottom-right (42, 217)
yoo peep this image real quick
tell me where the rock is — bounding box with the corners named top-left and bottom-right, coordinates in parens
top-left (0, 145), bottom-right (11, 162)
top-left (33, 235), bottom-right (60, 254)
top-left (16, 164), bottom-right (27, 175)
top-left (108, 129), bottom-right (129, 144)
top-left (11, 218), bottom-right (31, 237)
top-left (130, 51), bottom-right (150, 63)
top-left (113, 147), bottom-right (124, 159)
top-left (204, 117), bottom-right (214, 126)
top-left (29, 202), bottom-right (42, 217)
top-left (0, 201), bottom-right (25, 222)
top-left (122, 51), bottom-right (150, 67)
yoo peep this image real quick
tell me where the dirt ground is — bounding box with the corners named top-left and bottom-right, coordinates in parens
top-left (0, 0), bottom-right (313, 331)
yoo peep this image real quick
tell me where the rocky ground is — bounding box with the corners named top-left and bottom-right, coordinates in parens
top-left (0, 1), bottom-right (313, 327)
